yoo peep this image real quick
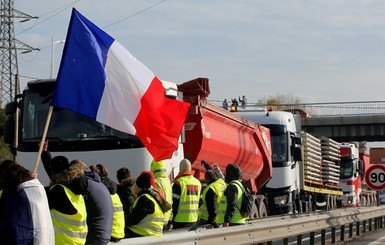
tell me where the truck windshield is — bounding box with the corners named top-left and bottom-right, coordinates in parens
top-left (339, 160), bottom-right (354, 179)
top-left (21, 90), bottom-right (135, 142)
top-left (271, 134), bottom-right (288, 163)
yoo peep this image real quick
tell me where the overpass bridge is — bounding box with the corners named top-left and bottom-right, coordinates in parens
top-left (297, 101), bottom-right (385, 142)
top-left (212, 100), bottom-right (385, 142)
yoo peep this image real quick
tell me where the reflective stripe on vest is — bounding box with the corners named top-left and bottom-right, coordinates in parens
top-left (50, 184), bottom-right (87, 245)
top-left (216, 180), bottom-right (246, 224)
top-left (129, 193), bottom-right (164, 237)
top-left (199, 178), bottom-right (227, 221)
top-left (155, 177), bottom-right (172, 224)
top-left (111, 193), bottom-right (125, 239)
top-left (174, 175), bottom-right (201, 223)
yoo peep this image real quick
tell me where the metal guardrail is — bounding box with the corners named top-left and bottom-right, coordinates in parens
top-left (210, 100), bottom-right (385, 117)
top-left (115, 206), bottom-right (385, 245)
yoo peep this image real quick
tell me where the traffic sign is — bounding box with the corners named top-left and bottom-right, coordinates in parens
top-left (365, 164), bottom-right (385, 190)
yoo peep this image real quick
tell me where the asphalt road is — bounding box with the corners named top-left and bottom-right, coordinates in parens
top-left (342, 229), bottom-right (385, 245)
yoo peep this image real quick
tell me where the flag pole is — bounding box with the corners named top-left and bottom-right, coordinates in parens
top-left (33, 106), bottom-right (54, 175)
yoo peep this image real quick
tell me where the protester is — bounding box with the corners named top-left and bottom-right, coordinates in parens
top-left (125, 171), bottom-right (171, 238)
top-left (0, 160), bottom-right (54, 245)
top-left (222, 99), bottom-right (228, 110)
top-left (47, 157), bottom-right (88, 245)
top-left (91, 164), bottom-right (125, 242)
top-left (116, 167), bottom-right (136, 217)
top-left (216, 163), bottom-right (246, 226)
top-left (41, 142), bottom-right (113, 245)
top-left (72, 160), bottom-right (114, 245)
top-left (0, 159), bottom-right (16, 197)
top-left (198, 169), bottom-right (227, 228)
top-left (150, 159), bottom-right (173, 231)
top-left (172, 159), bottom-right (202, 229)
top-left (230, 98), bottom-right (239, 112)
top-left (238, 95), bottom-right (247, 109)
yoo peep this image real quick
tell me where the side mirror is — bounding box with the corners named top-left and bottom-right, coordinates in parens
top-left (5, 101), bottom-right (17, 115)
top-left (3, 117), bottom-right (15, 144)
top-left (293, 146), bottom-right (302, 162)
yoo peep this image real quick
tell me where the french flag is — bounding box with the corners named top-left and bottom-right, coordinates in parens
top-left (52, 8), bottom-right (190, 161)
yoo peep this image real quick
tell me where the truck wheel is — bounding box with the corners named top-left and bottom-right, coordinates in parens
top-left (258, 202), bottom-right (268, 218)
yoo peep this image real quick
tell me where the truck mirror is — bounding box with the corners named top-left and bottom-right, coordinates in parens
top-left (5, 101), bottom-right (17, 115)
top-left (358, 160), bottom-right (364, 176)
top-left (3, 117), bottom-right (15, 144)
top-left (292, 136), bottom-right (302, 145)
top-left (293, 146), bottom-right (302, 161)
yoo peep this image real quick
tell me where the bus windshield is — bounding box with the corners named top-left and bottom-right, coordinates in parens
top-left (21, 90), bottom-right (136, 142)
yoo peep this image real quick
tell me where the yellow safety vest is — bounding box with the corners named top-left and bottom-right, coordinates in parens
top-left (216, 180), bottom-right (246, 224)
top-left (155, 176), bottom-right (172, 225)
top-left (173, 175), bottom-right (201, 223)
top-left (128, 193), bottom-right (164, 237)
top-left (111, 193), bottom-right (125, 239)
top-left (50, 184), bottom-right (88, 245)
top-left (199, 178), bottom-right (227, 221)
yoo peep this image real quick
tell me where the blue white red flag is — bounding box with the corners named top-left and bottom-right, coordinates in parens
top-left (52, 8), bottom-right (190, 161)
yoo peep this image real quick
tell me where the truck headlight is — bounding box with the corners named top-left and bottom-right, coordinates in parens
top-left (347, 196), bottom-right (353, 204)
top-left (274, 195), bottom-right (288, 205)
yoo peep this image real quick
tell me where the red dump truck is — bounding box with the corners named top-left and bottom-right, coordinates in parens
top-left (4, 77), bottom-right (272, 218)
top-left (179, 78), bottom-right (273, 218)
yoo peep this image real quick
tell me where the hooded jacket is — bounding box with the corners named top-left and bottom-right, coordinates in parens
top-left (223, 164), bottom-right (243, 223)
top-left (48, 162), bottom-right (87, 215)
top-left (117, 177), bottom-right (136, 215)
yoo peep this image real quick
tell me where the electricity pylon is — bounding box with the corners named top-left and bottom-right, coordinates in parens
top-left (0, 0), bottom-right (38, 107)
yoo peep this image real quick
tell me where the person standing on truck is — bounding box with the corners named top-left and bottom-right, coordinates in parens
top-left (172, 159), bottom-right (202, 229)
top-left (0, 160), bottom-right (54, 245)
top-left (217, 163), bottom-right (246, 227)
top-left (91, 164), bottom-right (125, 242)
top-left (125, 171), bottom-right (171, 238)
top-left (47, 156), bottom-right (88, 245)
top-left (116, 167), bottom-right (136, 217)
top-left (197, 169), bottom-right (227, 228)
top-left (150, 159), bottom-right (173, 231)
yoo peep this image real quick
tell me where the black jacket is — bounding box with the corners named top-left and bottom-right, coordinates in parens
top-left (117, 177), bottom-right (136, 215)
top-left (125, 188), bottom-right (171, 237)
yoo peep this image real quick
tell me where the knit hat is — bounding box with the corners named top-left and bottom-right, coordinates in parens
top-left (50, 156), bottom-right (70, 175)
top-left (179, 159), bottom-right (191, 172)
top-left (136, 171), bottom-right (154, 189)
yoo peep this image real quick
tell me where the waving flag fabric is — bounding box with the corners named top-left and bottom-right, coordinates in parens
top-left (52, 8), bottom-right (190, 161)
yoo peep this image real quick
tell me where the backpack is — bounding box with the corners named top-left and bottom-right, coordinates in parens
top-left (233, 181), bottom-right (254, 218)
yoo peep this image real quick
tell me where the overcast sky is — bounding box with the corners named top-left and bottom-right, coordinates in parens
top-left (13, 1), bottom-right (385, 104)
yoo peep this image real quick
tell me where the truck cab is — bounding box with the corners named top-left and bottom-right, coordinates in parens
top-left (339, 142), bottom-right (363, 206)
top-left (237, 110), bottom-right (302, 215)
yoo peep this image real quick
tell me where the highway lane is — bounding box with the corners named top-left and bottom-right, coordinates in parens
top-left (343, 229), bottom-right (385, 245)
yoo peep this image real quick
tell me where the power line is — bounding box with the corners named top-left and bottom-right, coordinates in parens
top-left (103, 0), bottom-right (168, 29)
top-left (16, 0), bottom-right (80, 35)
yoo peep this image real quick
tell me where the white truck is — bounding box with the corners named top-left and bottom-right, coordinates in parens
top-left (237, 109), bottom-right (343, 214)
